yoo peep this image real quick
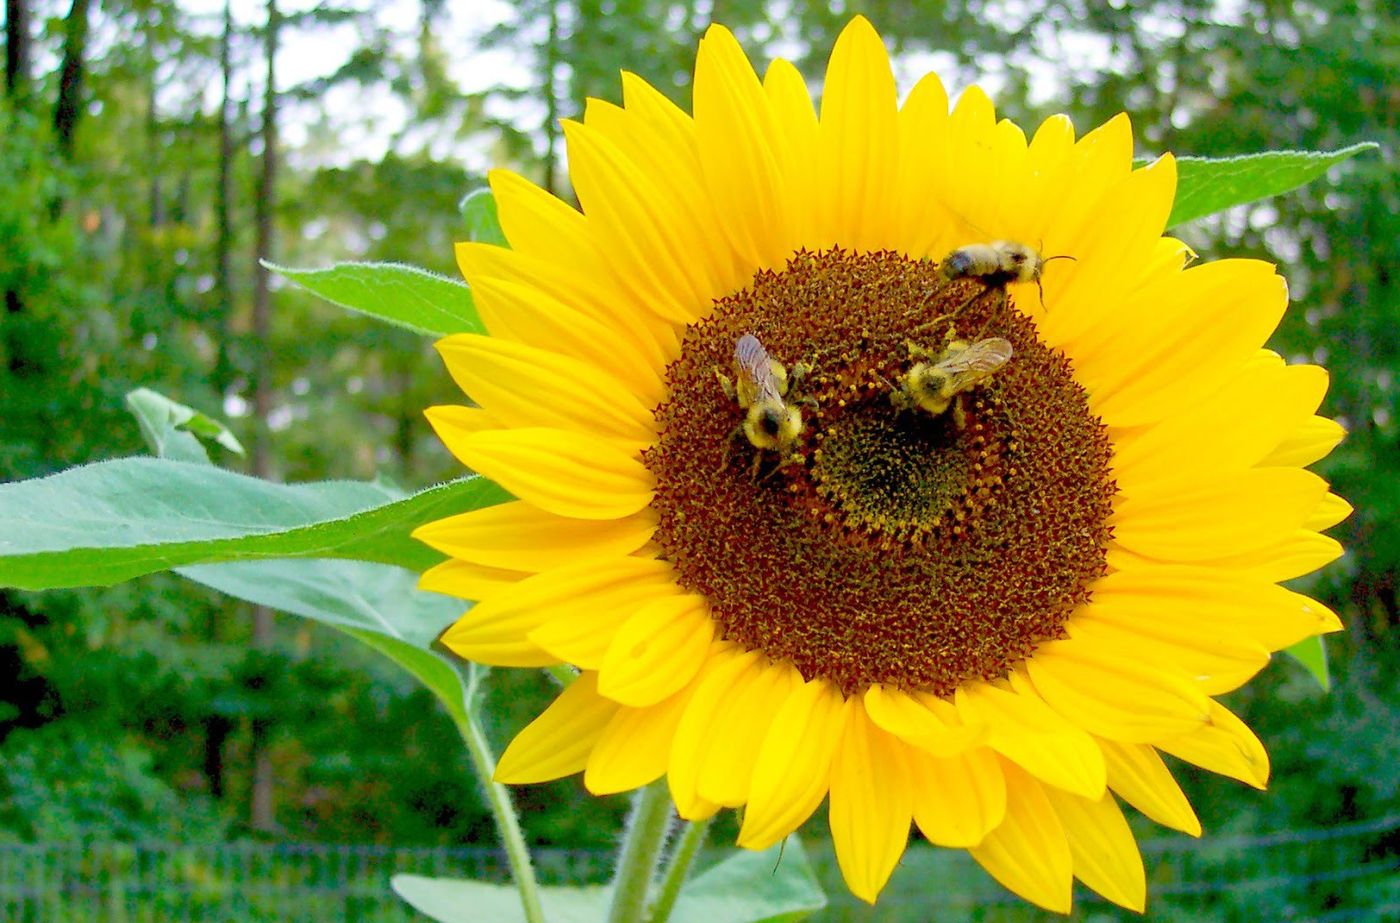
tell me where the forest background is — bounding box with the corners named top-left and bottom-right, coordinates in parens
top-left (1, 0), bottom-right (1395, 919)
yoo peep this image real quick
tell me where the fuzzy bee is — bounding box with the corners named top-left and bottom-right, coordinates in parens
top-left (940, 241), bottom-right (1074, 311)
top-left (892, 336), bottom-right (1014, 429)
top-left (716, 334), bottom-right (812, 476)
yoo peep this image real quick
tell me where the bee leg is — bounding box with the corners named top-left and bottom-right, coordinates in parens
top-left (905, 340), bottom-right (932, 360)
top-left (788, 360), bottom-right (814, 392)
top-left (715, 370), bottom-right (736, 401)
top-left (749, 451), bottom-right (764, 481)
top-left (759, 451), bottom-right (802, 483)
top-left (951, 396), bottom-right (969, 430)
top-left (719, 425), bottom-right (744, 472)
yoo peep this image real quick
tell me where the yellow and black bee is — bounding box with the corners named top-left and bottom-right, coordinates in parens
top-left (893, 336), bottom-right (1013, 428)
top-left (940, 241), bottom-right (1074, 310)
top-left (716, 334), bottom-right (812, 475)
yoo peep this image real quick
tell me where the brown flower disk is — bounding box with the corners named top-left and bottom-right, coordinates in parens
top-left (644, 249), bottom-right (1116, 696)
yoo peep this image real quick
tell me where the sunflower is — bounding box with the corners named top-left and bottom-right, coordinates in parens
top-left (411, 16), bottom-right (1349, 913)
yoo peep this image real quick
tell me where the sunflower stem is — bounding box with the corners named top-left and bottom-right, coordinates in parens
top-left (645, 816), bottom-right (713, 923)
top-left (608, 779), bottom-right (675, 923)
top-left (452, 666), bottom-right (545, 923)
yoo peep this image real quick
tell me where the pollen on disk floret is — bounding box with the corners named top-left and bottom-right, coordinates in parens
top-left (642, 248), bottom-right (1117, 696)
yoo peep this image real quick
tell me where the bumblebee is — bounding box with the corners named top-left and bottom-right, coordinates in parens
top-left (716, 334), bottom-right (812, 475)
top-left (893, 336), bottom-right (1013, 428)
top-left (940, 241), bottom-right (1074, 310)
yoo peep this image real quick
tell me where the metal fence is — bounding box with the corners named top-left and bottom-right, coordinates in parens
top-left (0, 814), bottom-right (1395, 922)
top-left (0, 841), bottom-right (612, 923)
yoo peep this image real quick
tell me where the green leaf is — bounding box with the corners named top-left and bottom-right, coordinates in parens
top-left (672, 839), bottom-right (826, 923)
top-left (460, 187), bottom-right (508, 247)
top-left (392, 876), bottom-right (609, 923)
top-left (125, 387), bottom-right (245, 465)
top-left (267, 260), bottom-right (483, 338)
top-left (1167, 143), bottom-right (1378, 228)
top-left (0, 457), bottom-right (509, 590)
top-left (390, 841), bottom-right (825, 923)
top-left (1283, 635), bottom-right (1331, 691)
top-left (177, 559), bottom-right (461, 649)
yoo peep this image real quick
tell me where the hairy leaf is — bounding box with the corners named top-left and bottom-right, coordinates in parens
top-left (460, 187), bottom-right (508, 247)
top-left (267, 260), bottom-right (482, 338)
top-left (125, 387), bottom-right (244, 464)
top-left (1283, 636), bottom-right (1330, 692)
top-left (1167, 144), bottom-right (1378, 228)
top-left (0, 457), bottom-right (508, 589)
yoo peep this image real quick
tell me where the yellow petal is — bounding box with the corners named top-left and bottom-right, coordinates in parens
top-left (1108, 529), bottom-right (1344, 583)
top-left (910, 746), bottom-right (1006, 847)
top-left (968, 761), bottom-right (1073, 914)
top-left (667, 645), bottom-right (756, 819)
top-left (585, 680), bottom-right (697, 795)
top-left (1305, 492), bottom-right (1353, 531)
top-left (440, 556), bottom-right (673, 667)
top-left (447, 427), bottom-right (654, 521)
top-left (1156, 699), bottom-right (1270, 789)
top-left (763, 59), bottom-right (820, 250)
top-left (693, 25), bottom-right (791, 271)
top-left (863, 684), bottom-right (987, 756)
top-left (435, 334), bottom-right (654, 446)
top-left (1025, 637), bottom-right (1211, 742)
top-left (438, 608), bottom-right (555, 669)
top-left (1202, 529), bottom-right (1346, 582)
top-left (1099, 739), bottom-right (1201, 836)
top-left (1042, 788), bottom-right (1146, 912)
top-left (495, 672), bottom-right (619, 783)
top-left (1067, 613), bottom-right (1269, 697)
top-left (1077, 262), bottom-right (1289, 427)
top-left (1011, 114), bottom-right (1078, 243)
top-left (584, 92), bottom-right (742, 303)
top-left (564, 119), bottom-right (709, 324)
top-left (417, 558), bottom-right (529, 602)
top-left (1112, 467), bottom-right (1329, 561)
top-left (696, 657), bottom-right (803, 807)
top-left (936, 87), bottom-right (998, 240)
top-left (956, 676), bottom-right (1106, 798)
top-left (1089, 565), bottom-right (1343, 653)
top-left (468, 274), bottom-right (665, 407)
top-left (1041, 155), bottom-right (1178, 344)
top-left (1262, 415), bottom-right (1346, 467)
top-left (521, 557), bottom-right (680, 669)
top-left (411, 500), bottom-right (655, 573)
top-left (1112, 363), bottom-right (1329, 492)
top-left (892, 72), bottom-right (950, 257)
top-left (487, 168), bottom-right (591, 270)
top-left (816, 16), bottom-right (898, 252)
top-left (598, 594), bottom-right (714, 707)
top-left (423, 405), bottom-right (505, 455)
top-left (455, 240), bottom-right (680, 367)
top-left (829, 704), bottom-right (914, 904)
top-left (738, 677), bottom-right (851, 850)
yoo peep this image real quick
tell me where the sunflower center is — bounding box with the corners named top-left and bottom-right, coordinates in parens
top-left (644, 249), bottom-right (1116, 696)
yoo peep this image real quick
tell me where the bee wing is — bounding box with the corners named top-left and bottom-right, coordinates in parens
top-left (735, 334), bottom-right (783, 403)
top-left (935, 337), bottom-right (1013, 390)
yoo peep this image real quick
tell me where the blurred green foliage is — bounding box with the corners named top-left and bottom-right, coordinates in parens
top-left (0, 0), bottom-right (1395, 919)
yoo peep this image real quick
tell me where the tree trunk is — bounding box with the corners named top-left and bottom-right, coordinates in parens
top-left (4, 0), bottom-right (31, 380)
top-left (52, 0), bottom-right (92, 159)
top-left (204, 0), bottom-right (238, 802)
top-left (248, 0), bottom-right (280, 835)
top-left (4, 0), bottom-right (30, 103)
top-left (543, 0), bottom-right (560, 194)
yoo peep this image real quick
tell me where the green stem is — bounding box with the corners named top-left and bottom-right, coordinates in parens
top-left (607, 780), bottom-right (675, 923)
top-left (452, 675), bottom-right (545, 923)
top-left (646, 817), bottom-right (713, 923)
